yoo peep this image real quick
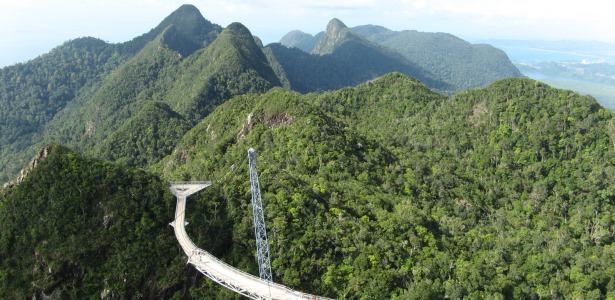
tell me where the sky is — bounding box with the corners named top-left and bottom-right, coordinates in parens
top-left (0, 0), bottom-right (613, 68)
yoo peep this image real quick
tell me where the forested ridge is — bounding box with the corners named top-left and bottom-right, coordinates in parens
top-left (1, 4), bottom-right (615, 300)
top-left (0, 145), bottom-right (192, 298)
top-left (350, 25), bottom-right (523, 90)
top-left (0, 5), bottom-right (522, 183)
top-left (0, 5), bottom-right (277, 183)
top-left (3, 72), bottom-right (614, 298)
top-left (153, 74), bottom-right (615, 299)
top-left (0, 37), bottom-right (128, 180)
top-left (279, 23), bottom-right (522, 92)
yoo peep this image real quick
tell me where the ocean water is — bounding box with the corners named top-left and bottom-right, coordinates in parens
top-left (503, 47), bottom-right (614, 63)
top-left (523, 72), bottom-right (584, 83)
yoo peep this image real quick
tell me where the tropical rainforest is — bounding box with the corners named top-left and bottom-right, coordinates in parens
top-left (1, 4), bottom-right (615, 300)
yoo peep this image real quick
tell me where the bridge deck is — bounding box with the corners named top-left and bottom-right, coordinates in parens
top-left (170, 183), bottom-right (333, 300)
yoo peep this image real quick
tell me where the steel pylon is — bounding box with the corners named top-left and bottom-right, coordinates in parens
top-left (248, 148), bottom-right (273, 282)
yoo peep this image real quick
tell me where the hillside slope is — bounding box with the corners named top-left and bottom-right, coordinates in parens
top-left (2, 74), bottom-right (615, 298)
top-left (266, 19), bottom-right (449, 93)
top-left (0, 7), bottom-right (524, 183)
top-left (352, 25), bottom-right (523, 90)
top-left (154, 74), bottom-right (615, 298)
top-left (91, 101), bottom-right (191, 167)
top-left (0, 145), bottom-right (191, 298)
top-left (0, 5), bottom-right (224, 183)
top-left (0, 37), bottom-right (126, 182)
top-left (279, 22), bottom-right (522, 92)
top-left (279, 30), bottom-right (321, 53)
top-left (0, 7), bottom-right (280, 181)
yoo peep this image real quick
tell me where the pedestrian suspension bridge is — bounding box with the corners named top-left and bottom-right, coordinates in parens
top-left (169, 149), bottom-right (333, 300)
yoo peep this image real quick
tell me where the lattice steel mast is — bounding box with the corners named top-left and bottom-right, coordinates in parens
top-left (248, 148), bottom-right (273, 282)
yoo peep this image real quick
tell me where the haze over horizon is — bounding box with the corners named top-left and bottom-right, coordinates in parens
top-left (1, 0), bottom-right (613, 68)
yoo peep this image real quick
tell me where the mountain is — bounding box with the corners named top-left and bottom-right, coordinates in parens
top-left (2, 6), bottom-right (615, 298)
top-left (0, 6), bottom-right (280, 182)
top-left (0, 9), bottom-right (524, 183)
top-left (0, 5), bottom-right (217, 182)
top-left (162, 22), bottom-right (281, 122)
top-left (279, 30), bottom-right (321, 53)
top-left (265, 19), bottom-right (450, 93)
top-left (0, 145), bottom-right (192, 298)
top-left (118, 4), bottom-right (222, 57)
top-left (154, 4), bottom-right (222, 56)
top-left (3, 72), bottom-right (615, 298)
top-left (160, 74), bottom-right (615, 298)
top-left (351, 25), bottom-right (523, 90)
top-left (91, 101), bottom-right (192, 167)
top-left (0, 37), bottom-right (127, 182)
top-left (279, 22), bottom-right (522, 92)
top-left (153, 74), bottom-right (615, 299)
top-left (279, 30), bottom-right (319, 51)
top-left (310, 18), bottom-right (353, 55)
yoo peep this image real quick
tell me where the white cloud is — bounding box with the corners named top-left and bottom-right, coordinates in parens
top-left (0, 0), bottom-right (613, 67)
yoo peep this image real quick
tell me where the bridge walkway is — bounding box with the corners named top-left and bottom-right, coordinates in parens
top-left (170, 182), bottom-right (333, 300)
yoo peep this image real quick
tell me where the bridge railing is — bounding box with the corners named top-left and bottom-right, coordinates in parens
top-left (169, 181), bottom-right (213, 185)
top-left (172, 182), bottom-right (334, 300)
top-left (191, 248), bottom-right (333, 300)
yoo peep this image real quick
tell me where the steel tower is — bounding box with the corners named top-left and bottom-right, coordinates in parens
top-left (248, 148), bottom-right (273, 282)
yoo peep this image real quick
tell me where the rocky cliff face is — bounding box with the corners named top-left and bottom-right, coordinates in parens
top-left (3, 145), bottom-right (53, 188)
top-left (311, 18), bottom-right (354, 55)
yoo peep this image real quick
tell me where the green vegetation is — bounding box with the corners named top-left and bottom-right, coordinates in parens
top-left (352, 25), bottom-right (523, 91)
top-left (0, 145), bottom-right (190, 298)
top-left (269, 19), bottom-right (451, 93)
top-left (0, 6), bottom-right (521, 183)
top-left (0, 8), bottom-right (279, 181)
top-left (265, 39), bottom-right (450, 93)
top-left (91, 101), bottom-right (191, 167)
top-left (0, 4), bottom-right (224, 183)
top-left (516, 61), bottom-right (615, 110)
top-left (279, 30), bottom-right (322, 53)
top-left (152, 74), bottom-right (615, 299)
top-left (0, 37), bottom-right (129, 182)
top-left (164, 22), bottom-right (281, 123)
top-left (3, 71), bottom-right (615, 298)
top-left (2, 4), bottom-right (615, 299)
top-left (278, 23), bottom-right (522, 92)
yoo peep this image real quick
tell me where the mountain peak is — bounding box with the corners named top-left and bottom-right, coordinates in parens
top-left (311, 18), bottom-right (353, 55)
top-left (165, 19), bottom-right (280, 121)
top-left (279, 30), bottom-right (319, 52)
top-left (174, 4), bottom-right (200, 14)
top-left (225, 22), bottom-right (254, 39)
top-left (164, 4), bottom-right (204, 23)
top-left (327, 18), bottom-right (348, 33)
top-left (158, 4), bottom-right (219, 41)
top-left (125, 4), bottom-right (222, 57)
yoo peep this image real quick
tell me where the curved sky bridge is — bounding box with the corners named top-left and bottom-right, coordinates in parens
top-left (170, 182), bottom-right (333, 300)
